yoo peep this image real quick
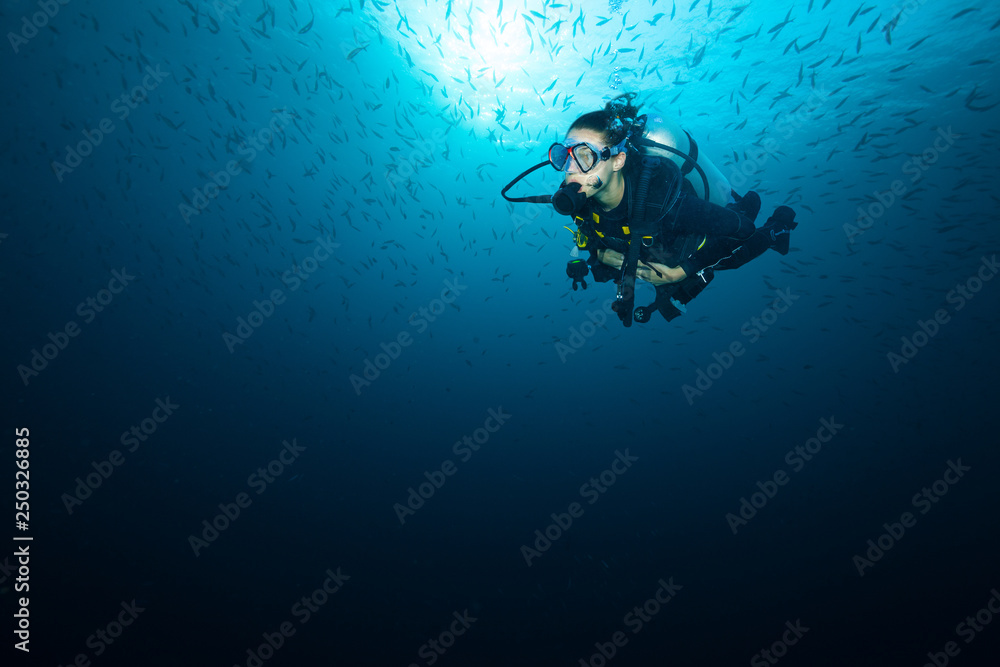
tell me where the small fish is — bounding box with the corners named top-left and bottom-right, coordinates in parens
top-left (965, 86), bottom-right (999, 112)
top-left (952, 8), bottom-right (980, 19)
top-left (848, 4), bottom-right (862, 27)
top-left (147, 10), bottom-right (170, 32)
top-left (299, 11), bottom-right (314, 34)
top-left (691, 44), bottom-right (706, 67)
top-left (346, 43), bottom-right (368, 60)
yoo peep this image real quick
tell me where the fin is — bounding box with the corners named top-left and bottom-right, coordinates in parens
top-left (764, 206), bottom-right (797, 255)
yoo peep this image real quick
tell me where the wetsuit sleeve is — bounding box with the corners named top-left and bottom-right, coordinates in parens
top-left (677, 238), bottom-right (734, 278)
top-left (678, 255), bottom-right (704, 279)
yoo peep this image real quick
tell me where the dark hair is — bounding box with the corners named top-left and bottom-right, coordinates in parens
top-left (567, 92), bottom-right (642, 148)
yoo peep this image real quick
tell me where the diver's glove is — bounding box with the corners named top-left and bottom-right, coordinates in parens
top-left (566, 259), bottom-right (589, 291)
top-left (762, 206), bottom-right (798, 255)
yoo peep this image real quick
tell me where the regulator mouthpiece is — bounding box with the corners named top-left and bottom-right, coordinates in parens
top-left (552, 182), bottom-right (586, 216)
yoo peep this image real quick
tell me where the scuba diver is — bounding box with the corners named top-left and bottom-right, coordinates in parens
top-left (502, 92), bottom-right (798, 327)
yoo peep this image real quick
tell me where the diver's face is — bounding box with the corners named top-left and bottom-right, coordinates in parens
top-left (561, 128), bottom-right (626, 197)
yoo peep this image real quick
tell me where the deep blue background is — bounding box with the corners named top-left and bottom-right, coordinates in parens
top-left (2, 0), bottom-right (999, 665)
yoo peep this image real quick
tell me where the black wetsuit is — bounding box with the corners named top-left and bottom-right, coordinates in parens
top-left (571, 156), bottom-right (783, 321)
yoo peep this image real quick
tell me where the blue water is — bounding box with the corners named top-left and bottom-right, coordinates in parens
top-left (3, 0), bottom-right (1000, 665)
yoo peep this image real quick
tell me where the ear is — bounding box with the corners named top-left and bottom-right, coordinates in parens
top-left (612, 152), bottom-right (627, 172)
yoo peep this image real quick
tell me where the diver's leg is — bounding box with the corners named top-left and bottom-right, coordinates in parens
top-left (713, 233), bottom-right (771, 271)
top-left (715, 206), bottom-right (797, 270)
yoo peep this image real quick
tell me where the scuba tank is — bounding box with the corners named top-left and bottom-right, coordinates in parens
top-left (631, 113), bottom-right (734, 207)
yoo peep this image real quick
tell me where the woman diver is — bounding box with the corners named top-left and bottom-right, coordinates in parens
top-left (502, 92), bottom-right (798, 326)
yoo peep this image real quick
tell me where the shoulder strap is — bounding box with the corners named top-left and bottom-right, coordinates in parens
top-left (681, 131), bottom-right (699, 176)
top-left (635, 134), bottom-right (711, 201)
top-left (631, 157), bottom-right (683, 233)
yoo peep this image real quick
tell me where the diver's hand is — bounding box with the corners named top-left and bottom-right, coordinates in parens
top-left (598, 249), bottom-right (624, 269)
top-left (598, 250), bottom-right (686, 285)
top-left (638, 261), bottom-right (686, 285)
